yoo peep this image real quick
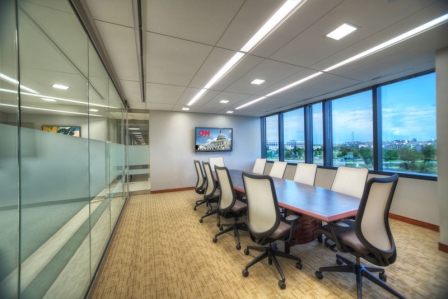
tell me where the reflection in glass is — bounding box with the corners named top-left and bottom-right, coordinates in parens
top-left (380, 73), bottom-right (436, 176)
top-left (283, 108), bottom-right (304, 164)
top-left (265, 114), bottom-right (279, 161)
top-left (332, 91), bottom-right (373, 169)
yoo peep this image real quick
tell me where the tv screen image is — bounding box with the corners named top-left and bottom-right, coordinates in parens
top-left (195, 127), bottom-right (233, 152)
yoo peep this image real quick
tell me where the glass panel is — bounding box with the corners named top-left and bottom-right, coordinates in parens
top-left (380, 73), bottom-right (436, 176)
top-left (17, 0), bottom-right (90, 297)
top-left (312, 103), bottom-right (323, 166)
top-left (88, 42), bottom-right (111, 276)
top-left (0, 0), bottom-right (19, 297)
top-left (332, 91), bottom-right (373, 169)
top-left (283, 108), bottom-right (304, 164)
top-left (265, 114), bottom-right (279, 161)
top-left (128, 111), bottom-right (150, 193)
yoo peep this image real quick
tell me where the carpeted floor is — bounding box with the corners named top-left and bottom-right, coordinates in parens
top-left (89, 191), bottom-right (448, 299)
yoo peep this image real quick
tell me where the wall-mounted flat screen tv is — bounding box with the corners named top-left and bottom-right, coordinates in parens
top-left (195, 127), bottom-right (233, 152)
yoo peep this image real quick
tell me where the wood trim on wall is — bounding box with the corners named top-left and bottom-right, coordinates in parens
top-left (389, 213), bottom-right (439, 232)
top-left (151, 187), bottom-right (195, 194)
top-left (439, 242), bottom-right (448, 254)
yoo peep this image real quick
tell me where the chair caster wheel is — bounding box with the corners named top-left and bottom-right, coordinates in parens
top-left (236, 244), bottom-right (241, 250)
top-left (212, 237), bottom-right (217, 243)
top-left (217, 222), bottom-right (220, 227)
top-left (278, 280), bottom-right (286, 290)
top-left (242, 269), bottom-right (248, 277)
top-left (379, 272), bottom-right (387, 282)
top-left (296, 262), bottom-right (302, 270)
top-left (194, 207), bottom-right (196, 211)
top-left (219, 226), bottom-right (223, 231)
top-left (315, 271), bottom-right (323, 280)
top-left (244, 248), bottom-right (249, 255)
top-left (199, 219), bottom-right (203, 223)
top-left (336, 257), bottom-right (343, 265)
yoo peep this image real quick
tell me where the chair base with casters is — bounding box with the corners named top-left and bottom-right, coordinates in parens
top-left (315, 254), bottom-right (405, 299)
top-left (213, 220), bottom-right (247, 250)
top-left (242, 241), bottom-right (302, 290)
top-left (199, 199), bottom-right (219, 223)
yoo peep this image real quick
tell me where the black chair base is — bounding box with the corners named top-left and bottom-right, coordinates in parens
top-left (212, 220), bottom-right (247, 250)
top-left (315, 254), bottom-right (405, 299)
top-left (194, 198), bottom-right (206, 210)
top-left (242, 242), bottom-right (302, 289)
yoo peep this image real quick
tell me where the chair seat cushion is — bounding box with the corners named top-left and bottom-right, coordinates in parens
top-left (230, 200), bottom-right (247, 213)
top-left (270, 221), bottom-right (290, 240)
top-left (318, 220), bottom-right (370, 255)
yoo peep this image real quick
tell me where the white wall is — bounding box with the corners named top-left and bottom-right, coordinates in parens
top-left (149, 111), bottom-right (260, 191)
top-left (436, 47), bottom-right (448, 245)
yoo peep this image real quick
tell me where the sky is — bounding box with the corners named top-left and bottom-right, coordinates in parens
top-left (266, 73), bottom-right (436, 144)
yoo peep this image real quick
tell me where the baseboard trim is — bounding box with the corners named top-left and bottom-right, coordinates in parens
top-left (130, 189), bottom-right (152, 196)
top-left (151, 187), bottom-right (195, 194)
top-left (439, 242), bottom-right (448, 253)
top-left (389, 213), bottom-right (439, 232)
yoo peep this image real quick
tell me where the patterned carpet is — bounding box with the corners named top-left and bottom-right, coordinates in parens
top-left (89, 191), bottom-right (448, 299)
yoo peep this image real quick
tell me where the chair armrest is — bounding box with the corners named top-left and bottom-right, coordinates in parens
top-left (285, 214), bottom-right (301, 243)
top-left (333, 221), bottom-right (349, 228)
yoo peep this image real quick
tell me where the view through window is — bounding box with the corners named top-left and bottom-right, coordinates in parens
top-left (266, 114), bottom-right (279, 161)
top-left (312, 103), bottom-right (323, 166)
top-left (284, 108), bottom-right (304, 164)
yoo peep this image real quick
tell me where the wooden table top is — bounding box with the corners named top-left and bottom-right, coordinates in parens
top-left (228, 169), bottom-right (360, 222)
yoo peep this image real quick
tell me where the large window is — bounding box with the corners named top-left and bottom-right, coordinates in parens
top-left (380, 73), bottom-right (436, 175)
top-left (266, 114), bottom-right (279, 161)
top-left (331, 91), bottom-right (373, 169)
top-left (312, 103), bottom-right (323, 165)
top-left (261, 71), bottom-right (437, 179)
top-left (283, 108), bottom-right (304, 163)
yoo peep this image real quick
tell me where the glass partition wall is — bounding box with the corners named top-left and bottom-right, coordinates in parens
top-left (0, 0), bottom-right (128, 298)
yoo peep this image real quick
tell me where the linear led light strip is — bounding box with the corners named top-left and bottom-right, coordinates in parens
top-left (236, 13), bottom-right (448, 110)
top-left (187, 0), bottom-right (305, 106)
top-left (0, 103), bottom-right (102, 117)
top-left (0, 73), bottom-right (39, 94)
top-left (0, 88), bottom-right (117, 108)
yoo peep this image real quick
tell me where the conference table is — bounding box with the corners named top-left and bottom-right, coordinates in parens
top-left (227, 169), bottom-right (361, 246)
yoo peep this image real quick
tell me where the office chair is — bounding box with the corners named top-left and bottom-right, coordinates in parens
top-left (212, 166), bottom-right (247, 250)
top-left (209, 156), bottom-right (224, 171)
top-left (269, 161), bottom-right (288, 178)
top-left (252, 158), bottom-right (267, 174)
top-left (315, 174), bottom-right (405, 299)
top-left (325, 166), bottom-right (369, 250)
top-left (193, 160), bottom-right (207, 210)
top-left (293, 163), bottom-right (317, 186)
top-left (199, 161), bottom-right (220, 224)
top-left (241, 172), bottom-right (302, 290)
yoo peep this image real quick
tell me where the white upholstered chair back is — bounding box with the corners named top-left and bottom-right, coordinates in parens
top-left (202, 162), bottom-right (215, 197)
top-left (269, 161), bottom-right (287, 179)
top-left (293, 163), bottom-right (317, 186)
top-left (252, 158), bottom-right (267, 174)
top-left (209, 157), bottom-right (224, 171)
top-left (359, 180), bottom-right (395, 251)
top-left (243, 174), bottom-right (277, 235)
top-left (194, 160), bottom-right (205, 189)
top-left (215, 167), bottom-right (234, 211)
top-left (331, 166), bottom-right (369, 198)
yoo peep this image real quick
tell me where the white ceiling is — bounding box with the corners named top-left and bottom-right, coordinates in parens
top-left (79, 0), bottom-right (448, 117)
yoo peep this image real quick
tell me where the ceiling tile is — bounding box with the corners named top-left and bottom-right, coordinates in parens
top-left (175, 87), bottom-right (220, 106)
top-left (146, 33), bottom-right (213, 86)
top-left (121, 80), bottom-right (142, 103)
top-left (147, 0), bottom-right (244, 45)
top-left (146, 83), bottom-right (185, 104)
top-left (86, 0), bottom-right (134, 27)
top-left (95, 21), bottom-right (140, 81)
top-left (145, 102), bottom-right (173, 110)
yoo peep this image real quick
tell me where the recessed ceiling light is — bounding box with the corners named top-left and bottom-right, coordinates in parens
top-left (326, 23), bottom-right (357, 40)
top-left (132, 132), bottom-right (142, 135)
top-left (187, 0), bottom-right (305, 106)
top-left (89, 109), bottom-right (98, 112)
top-left (251, 79), bottom-right (265, 85)
top-left (41, 98), bottom-right (56, 102)
top-left (226, 111), bottom-right (234, 114)
top-left (182, 107), bottom-right (190, 111)
top-left (52, 83), bottom-right (69, 90)
top-left (220, 100), bottom-right (229, 104)
top-left (129, 128), bottom-right (140, 130)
